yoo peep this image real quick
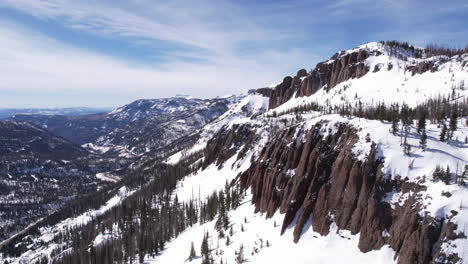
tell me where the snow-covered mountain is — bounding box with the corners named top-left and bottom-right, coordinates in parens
top-left (95, 97), bottom-right (232, 154)
top-left (1, 41), bottom-right (468, 264)
top-left (11, 97), bottom-right (232, 155)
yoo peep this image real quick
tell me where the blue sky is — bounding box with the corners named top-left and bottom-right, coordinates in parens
top-left (0, 0), bottom-right (467, 108)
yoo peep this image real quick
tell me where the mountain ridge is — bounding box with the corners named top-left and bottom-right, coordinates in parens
top-left (1, 40), bottom-right (467, 264)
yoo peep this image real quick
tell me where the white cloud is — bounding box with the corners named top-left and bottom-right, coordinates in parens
top-left (0, 0), bottom-right (465, 107)
top-left (0, 20), bottom-right (317, 107)
top-left (0, 0), bottom-right (322, 107)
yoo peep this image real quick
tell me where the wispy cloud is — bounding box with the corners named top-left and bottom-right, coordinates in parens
top-left (0, 19), bottom-right (316, 107)
top-left (0, 0), bottom-right (466, 107)
top-left (0, 0), bottom-right (320, 107)
top-left (0, 0), bottom-right (297, 62)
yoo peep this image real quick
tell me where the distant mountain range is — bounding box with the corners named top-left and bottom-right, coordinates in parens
top-left (0, 107), bottom-right (112, 119)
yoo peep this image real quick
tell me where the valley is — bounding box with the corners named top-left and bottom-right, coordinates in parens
top-left (1, 41), bottom-right (467, 264)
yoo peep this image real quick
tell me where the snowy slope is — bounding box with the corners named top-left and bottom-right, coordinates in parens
top-left (274, 42), bottom-right (468, 114)
top-left (153, 112), bottom-right (468, 263)
top-left (2, 41), bottom-right (467, 264)
top-left (166, 93), bottom-right (269, 166)
top-left (155, 43), bottom-right (468, 262)
top-left (150, 193), bottom-right (396, 264)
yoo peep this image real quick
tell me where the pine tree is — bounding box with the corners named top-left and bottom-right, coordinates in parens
top-left (215, 191), bottom-right (230, 235)
top-left (444, 166), bottom-right (451, 185)
top-left (391, 117), bottom-right (398, 135)
top-left (218, 229), bottom-right (225, 239)
top-left (449, 110), bottom-right (458, 139)
top-left (460, 165), bottom-right (468, 186)
top-left (433, 166), bottom-right (444, 182)
top-left (201, 232), bottom-right (209, 259)
top-left (403, 134), bottom-right (411, 156)
top-left (419, 129), bottom-right (427, 151)
top-left (189, 241), bottom-right (196, 261)
top-left (440, 124), bottom-right (447, 142)
top-left (417, 111), bottom-right (427, 134)
top-left (235, 244), bottom-right (245, 264)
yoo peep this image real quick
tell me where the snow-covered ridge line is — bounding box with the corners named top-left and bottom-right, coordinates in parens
top-left (272, 51), bottom-right (467, 116)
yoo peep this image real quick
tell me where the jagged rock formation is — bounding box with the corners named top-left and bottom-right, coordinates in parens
top-left (405, 61), bottom-right (437, 76)
top-left (262, 49), bottom-right (372, 109)
top-left (257, 42), bottom-right (466, 111)
top-left (237, 121), bottom-right (458, 264)
top-left (203, 124), bottom-right (256, 169)
top-left (299, 49), bottom-right (371, 97)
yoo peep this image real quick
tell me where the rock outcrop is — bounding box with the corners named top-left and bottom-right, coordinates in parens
top-left (262, 50), bottom-right (372, 109)
top-left (203, 124), bottom-right (256, 169)
top-left (238, 121), bottom-right (447, 264)
top-left (298, 49), bottom-right (370, 97)
top-left (405, 61), bottom-right (438, 76)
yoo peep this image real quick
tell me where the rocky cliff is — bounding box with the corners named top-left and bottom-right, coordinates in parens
top-left (233, 121), bottom-right (462, 264)
top-left (260, 42), bottom-right (462, 110)
top-left (263, 49), bottom-right (372, 109)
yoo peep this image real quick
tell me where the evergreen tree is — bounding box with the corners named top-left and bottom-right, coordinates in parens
top-left (403, 135), bottom-right (411, 156)
top-left (440, 124), bottom-right (447, 142)
top-left (235, 244), bottom-right (245, 264)
top-left (433, 166), bottom-right (444, 182)
top-left (201, 233), bottom-right (208, 256)
top-left (460, 165), bottom-right (468, 186)
top-left (417, 111), bottom-right (426, 134)
top-left (391, 117), bottom-right (398, 135)
top-left (444, 166), bottom-right (451, 185)
top-left (201, 232), bottom-right (210, 264)
top-left (419, 129), bottom-right (427, 151)
top-left (189, 241), bottom-right (196, 261)
top-left (449, 110), bottom-right (458, 139)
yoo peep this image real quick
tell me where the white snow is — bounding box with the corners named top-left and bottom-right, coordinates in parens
top-left (82, 142), bottom-right (111, 154)
top-left (174, 153), bottom-right (252, 203)
top-left (166, 93), bottom-right (269, 166)
top-left (96, 172), bottom-right (120, 183)
top-left (148, 193), bottom-right (396, 264)
top-left (164, 111), bottom-right (468, 263)
top-left (272, 44), bottom-right (468, 115)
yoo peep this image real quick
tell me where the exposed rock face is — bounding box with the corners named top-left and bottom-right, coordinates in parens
top-left (267, 76), bottom-right (295, 109)
top-left (298, 49), bottom-right (370, 97)
top-left (255, 87), bottom-right (273, 98)
top-left (405, 61), bottom-right (437, 76)
top-left (238, 121), bottom-right (446, 264)
top-left (263, 50), bottom-right (372, 109)
top-left (431, 213), bottom-right (466, 263)
top-left (203, 124), bottom-right (256, 169)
